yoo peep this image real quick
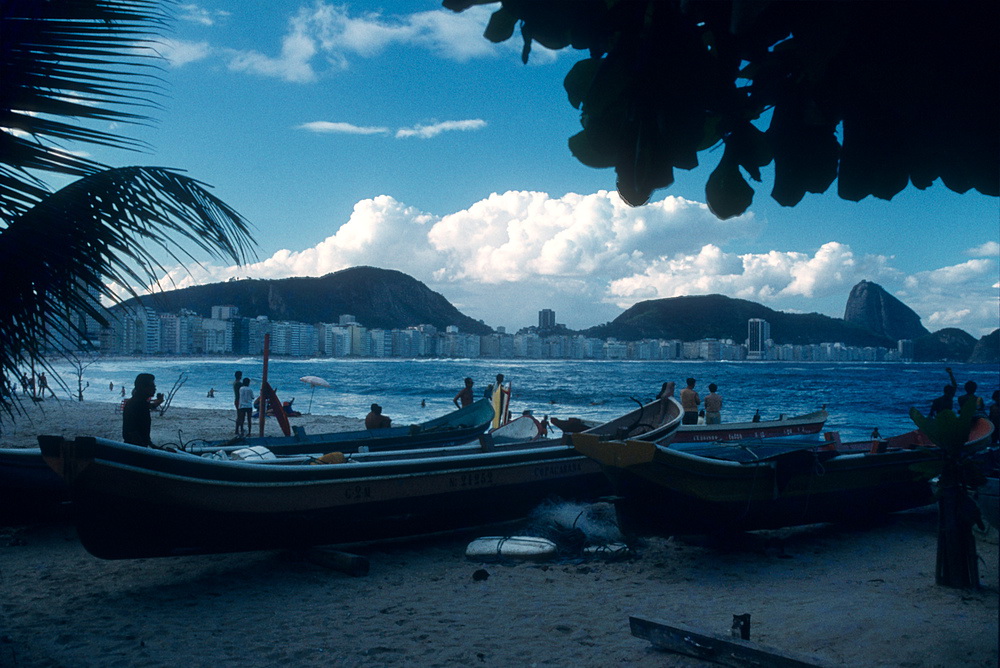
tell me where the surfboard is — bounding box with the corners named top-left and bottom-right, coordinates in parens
top-left (262, 382), bottom-right (292, 437)
top-left (489, 414), bottom-right (544, 442)
top-left (465, 536), bottom-right (558, 561)
top-left (490, 382), bottom-right (512, 429)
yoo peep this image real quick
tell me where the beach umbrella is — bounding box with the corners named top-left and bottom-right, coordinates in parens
top-left (299, 375), bottom-right (330, 413)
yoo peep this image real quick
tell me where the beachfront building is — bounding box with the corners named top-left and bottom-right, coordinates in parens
top-left (211, 305), bottom-right (239, 320)
top-left (747, 318), bottom-right (771, 360)
top-left (93, 304), bottom-right (901, 362)
top-left (201, 317), bottom-right (233, 355)
top-left (369, 329), bottom-right (392, 358)
top-left (271, 321), bottom-right (317, 356)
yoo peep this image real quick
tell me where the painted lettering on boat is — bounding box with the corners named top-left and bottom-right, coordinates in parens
top-left (533, 462), bottom-right (582, 478)
top-left (450, 471), bottom-right (494, 488)
top-left (344, 485), bottom-right (372, 500)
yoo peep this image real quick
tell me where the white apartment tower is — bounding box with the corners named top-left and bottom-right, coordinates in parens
top-left (747, 318), bottom-right (771, 360)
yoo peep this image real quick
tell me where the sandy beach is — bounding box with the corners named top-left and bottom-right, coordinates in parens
top-left (1, 400), bottom-right (997, 667)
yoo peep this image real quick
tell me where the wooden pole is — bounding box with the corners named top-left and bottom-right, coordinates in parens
top-left (259, 333), bottom-right (270, 438)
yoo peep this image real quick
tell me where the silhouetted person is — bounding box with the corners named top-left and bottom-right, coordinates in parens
top-left (236, 377), bottom-right (254, 436)
top-left (958, 380), bottom-right (985, 414)
top-left (365, 403), bottom-right (391, 429)
top-left (680, 378), bottom-right (700, 425)
top-left (704, 383), bottom-right (723, 424)
top-left (928, 367), bottom-right (958, 418)
top-left (485, 373), bottom-right (505, 398)
top-left (454, 377), bottom-right (475, 408)
top-left (122, 373), bottom-right (164, 447)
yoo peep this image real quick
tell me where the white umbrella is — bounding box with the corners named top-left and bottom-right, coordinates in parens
top-left (299, 376), bottom-right (330, 413)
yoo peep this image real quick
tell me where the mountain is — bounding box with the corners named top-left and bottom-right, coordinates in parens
top-left (584, 294), bottom-right (895, 348)
top-left (968, 329), bottom-right (1000, 363)
top-left (121, 267), bottom-right (493, 335)
top-left (843, 280), bottom-right (929, 340)
top-left (120, 270), bottom-right (987, 360)
top-left (912, 328), bottom-right (978, 362)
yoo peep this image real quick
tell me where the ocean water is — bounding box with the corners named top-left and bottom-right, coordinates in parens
top-left (41, 358), bottom-right (999, 442)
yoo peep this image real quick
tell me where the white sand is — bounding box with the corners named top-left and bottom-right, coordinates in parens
top-left (0, 397), bottom-right (366, 449)
top-left (0, 401), bottom-right (997, 667)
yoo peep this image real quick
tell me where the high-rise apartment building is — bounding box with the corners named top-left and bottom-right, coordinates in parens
top-left (539, 309), bottom-right (555, 329)
top-left (747, 318), bottom-right (771, 360)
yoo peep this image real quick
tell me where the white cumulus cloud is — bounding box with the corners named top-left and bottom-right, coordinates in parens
top-left (178, 4), bottom-right (231, 27)
top-left (157, 38), bottom-right (213, 67)
top-left (606, 242), bottom-right (899, 307)
top-left (224, 3), bottom-right (503, 83)
top-left (967, 241), bottom-right (1000, 257)
top-left (132, 191), bottom-right (999, 336)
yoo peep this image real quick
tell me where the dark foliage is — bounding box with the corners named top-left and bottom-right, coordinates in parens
top-left (0, 1), bottom-right (255, 414)
top-left (445, 0), bottom-right (999, 217)
top-left (913, 328), bottom-right (979, 363)
top-left (967, 330), bottom-right (999, 364)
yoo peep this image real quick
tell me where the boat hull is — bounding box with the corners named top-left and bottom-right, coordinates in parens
top-left (668, 410), bottom-right (827, 444)
top-left (41, 436), bottom-right (609, 559)
top-left (573, 417), bottom-right (996, 535)
top-left (605, 445), bottom-right (940, 534)
top-left (189, 397), bottom-right (495, 455)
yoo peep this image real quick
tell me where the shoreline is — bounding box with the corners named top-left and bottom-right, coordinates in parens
top-left (0, 399), bottom-right (365, 449)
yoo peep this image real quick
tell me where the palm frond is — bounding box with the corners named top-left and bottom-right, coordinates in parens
top-left (1, 0), bottom-right (170, 217)
top-left (0, 165), bottom-right (255, 408)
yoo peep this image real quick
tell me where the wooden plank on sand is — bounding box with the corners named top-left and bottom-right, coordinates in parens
top-left (629, 616), bottom-right (835, 668)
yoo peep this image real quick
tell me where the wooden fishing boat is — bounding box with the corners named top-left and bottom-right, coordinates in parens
top-left (0, 399), bottom-right (495, 521)
top-left (669, 409), bottom-right (828, 444)
top-left (572, 417), bottom-right (994, 535)
top-left (185, 397), bottom-right (496, 455)
top-left (584, 397), bottom-right (683, 442)
top-left (38, 399), bottom-right (682, 559)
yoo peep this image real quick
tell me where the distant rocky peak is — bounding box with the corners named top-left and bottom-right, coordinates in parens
top-left (843, 280), bottom-right (929, 341)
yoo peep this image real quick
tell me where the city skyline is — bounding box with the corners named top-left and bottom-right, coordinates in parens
top-left (92, 301), bottom-right (916, 364)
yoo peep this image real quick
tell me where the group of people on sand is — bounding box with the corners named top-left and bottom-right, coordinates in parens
top-left (928, 367), bottom-right (999, 444)
top-left (656, 377), bottom-right (724, 425)
top-left (452, 373), bottom-right (508, 409)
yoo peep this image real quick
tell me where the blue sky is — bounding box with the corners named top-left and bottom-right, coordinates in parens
top-left (90, 1), bottom-right (998, 336)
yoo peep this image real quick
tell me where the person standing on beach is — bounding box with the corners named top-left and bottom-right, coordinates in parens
top-left (122, 373), bottom-right (164, 447)
top-left (236, 377), bottom-right (254, 436)
top-left (38, 372), bottom-right (55, 398)
top-left (232, 370), bottom-right (243, 428)
top-left (454, 377), bottom-right (474, 408)
top-left (928, 367), bottom-right (958, 418)
top-left (704, 383), bottom-right (723, 424)
top-left (680, 378), bottom-right (700, 425)
top-left (958, 381), bottom-right (985, 415)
